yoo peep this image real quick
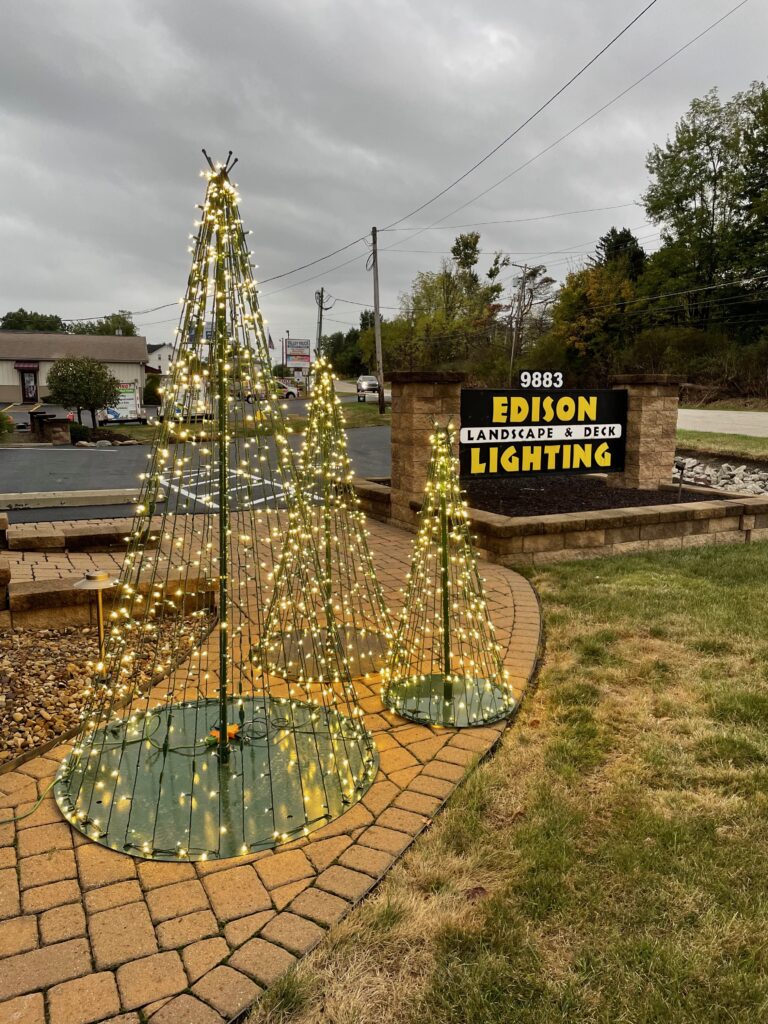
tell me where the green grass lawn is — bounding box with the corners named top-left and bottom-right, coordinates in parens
top-left (337, 400), bottom-right (391, 428)
top-left (251, 543), bottom-right (768, 1024)
top-left (677, 428), bottom-right (768, 461)
top-left (92, 402), bottom-right (390, 444)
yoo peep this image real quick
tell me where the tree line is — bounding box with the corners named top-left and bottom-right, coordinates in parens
top-left (322, 81), bottom-right (768, 399)
top-left (0, 308), bottom-right (137, 335)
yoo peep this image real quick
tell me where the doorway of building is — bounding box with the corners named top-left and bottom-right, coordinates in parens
top-left (20, 370), bottom-right (38, 403)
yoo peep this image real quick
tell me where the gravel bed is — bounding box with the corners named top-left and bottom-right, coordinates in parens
top-left (0, 619), bottom-right (212, 765)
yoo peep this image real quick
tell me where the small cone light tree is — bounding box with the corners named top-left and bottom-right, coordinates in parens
top-left (260, 356), bottom-right (393, 683)
top-left (382, 424), bottom-right (516, 728)
top-left (54, 155), bottom-right (377, 861)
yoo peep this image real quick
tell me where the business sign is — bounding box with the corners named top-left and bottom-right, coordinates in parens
top-left (459, 388), bottom-right (627, 477)
top-left (285, 338), bottom-right (311, 367)
top-left (101, 382), bottom-right (142, 423)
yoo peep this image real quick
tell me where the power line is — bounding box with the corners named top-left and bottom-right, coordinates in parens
top-left (329, 295), bottom-right (399, 310)
top-left (61, 301), bottom-right (179, 323)
top-left (381, 0), bottom-right (662, 230)
top-left (380, 203), bottom-right (639, 233)
top-left (585, 273), bottom-right (768, 313)
top-left (385, 0), bottom-right (753, 252)
top-left (77, 1), bottom-right (752, 327)
top-left (258, 233), bottom-right (369, 284)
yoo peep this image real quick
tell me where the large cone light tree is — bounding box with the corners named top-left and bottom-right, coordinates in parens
top-left (383, 424), bottom-right (516, 728)
top-left (259, 356), bottom-right (393, 684)
top-left (54, 156), bottom-right (377, 861)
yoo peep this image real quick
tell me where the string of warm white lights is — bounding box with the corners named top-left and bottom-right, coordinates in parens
top-left (382, 423), bottom-right (515, 728)
top-left (259, 356), bottom-right (393, 685)
top-left (54, 161), bottom-right (378, 862)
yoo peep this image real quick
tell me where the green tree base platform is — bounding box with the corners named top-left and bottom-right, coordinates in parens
top-left (382, 673), bottom-right (515, 728)
top-left (54, 696), bottom-right (378, 862)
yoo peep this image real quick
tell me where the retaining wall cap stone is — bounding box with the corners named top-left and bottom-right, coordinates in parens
top-left (352, 481), bottom-right (392, 499)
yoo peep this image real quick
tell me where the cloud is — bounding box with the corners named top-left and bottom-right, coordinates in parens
top-left (0, 0), bottom-right (765, 345)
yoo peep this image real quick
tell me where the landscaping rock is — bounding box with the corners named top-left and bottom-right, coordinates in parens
top-left (674, 454), bottom-right (768, 495)
top-left (0, 617), bottom-right (211, 763)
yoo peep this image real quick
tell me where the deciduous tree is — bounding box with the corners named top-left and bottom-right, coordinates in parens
top-left (47, 356), bottom-right (121, 427)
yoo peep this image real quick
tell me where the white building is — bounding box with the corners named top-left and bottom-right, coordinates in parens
top-left (0, 333), bottom-right (148, 406)
top-left (147, 342), bottom-right (175, 376)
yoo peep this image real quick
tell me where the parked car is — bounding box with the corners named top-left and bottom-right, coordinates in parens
top-left (274, 378), bottom-right (300, 400)
top-left (356, 375), bottom-right (379, 402)
top-left (241, 380), bottom-right (299, 403)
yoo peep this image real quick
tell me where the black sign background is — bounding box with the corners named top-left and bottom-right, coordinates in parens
top-left (459, 388), bottom-right (628, 478)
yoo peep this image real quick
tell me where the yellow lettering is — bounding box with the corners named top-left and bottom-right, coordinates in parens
top-left (509, 397), bottom-right (528, 423)
top-left (492, 397), bottom-right (508, 422)
top-left (522, 446), bottom-right (542, 472)
top-left (572, 443), bottom-right (591, 469)
top-left (500, 446), bottom-right (518, 473)
top-left (542, 396), bottom-right (554, 422)
top-left (594, 442), bottom-right (611, 468)
top-left (470, 448), bottom-right (486, 474)
top-left (489, 447), bottom-right (499, 473)
top-left (577, 396), bottom-right (597, 421)
top-left (543, 445), bottom-right (560, 470)
top-left (556, 396), bottom-right (575, 421)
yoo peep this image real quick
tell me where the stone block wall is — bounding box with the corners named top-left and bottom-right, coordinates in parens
top-left (468, 496), bottom-right (768, 567)
top-left (389, 371), bottom-right (465, 529)
top-left (607, 374), bottom-right (683, 490)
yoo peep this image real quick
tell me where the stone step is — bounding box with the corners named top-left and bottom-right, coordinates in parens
top-left (6, 518), bottom-right (163, 553)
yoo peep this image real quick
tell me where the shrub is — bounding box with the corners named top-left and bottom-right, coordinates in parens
top-left (69, 424), bottom-right (133, 445)
top-left (0, 412), bottom-right (13, 436)
top-left (143, 375), bottom-right (161, 405)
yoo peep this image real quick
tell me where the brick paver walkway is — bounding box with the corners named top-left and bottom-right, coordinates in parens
top-left (0, 519), bottom-right (541, 1024)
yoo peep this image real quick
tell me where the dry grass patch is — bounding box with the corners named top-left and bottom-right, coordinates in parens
top-left (251, 543), bottom-right (768, 1024)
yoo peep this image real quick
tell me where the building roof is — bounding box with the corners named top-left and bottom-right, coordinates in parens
top-left (147, 342), bottom-right (173, 353)
top-left (0, 332), bottom-right (148, 363)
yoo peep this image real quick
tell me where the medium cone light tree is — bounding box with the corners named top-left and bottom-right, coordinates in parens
top-left (382, 424), bottom-right (516, 728)
top-left (54, 155), bottom-right (377, 861)
top-left (259, 356), bottom-right (393, 683)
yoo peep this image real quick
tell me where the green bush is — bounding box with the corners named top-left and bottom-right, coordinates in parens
top-left (0, 412), bottom-right (13, 436)
top-left (69, 423), bottom-right (90, 444)
top-left (143, 374), bottom-right (161, 405)
top-left (69, 424), bottom-right (133, 445)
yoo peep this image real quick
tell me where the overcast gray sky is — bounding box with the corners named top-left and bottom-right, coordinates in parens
top-left (0, 0), bottom-right (765, 354)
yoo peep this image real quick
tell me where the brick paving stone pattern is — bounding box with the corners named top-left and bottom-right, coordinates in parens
top-left (0, 516), bottom-right (541, 1022)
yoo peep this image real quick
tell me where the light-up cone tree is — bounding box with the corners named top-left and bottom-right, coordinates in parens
top-left (259, 357), bottom-right (392, 683)
top-left (382, 423), bottom-right (516, 728)
top-left (54, 154), bottom-right (377, 861)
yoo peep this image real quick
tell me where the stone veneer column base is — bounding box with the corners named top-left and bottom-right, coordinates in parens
top-left (389, 371), bottom-right (466, 529)
top-left (607, 374), bottom-right (684, 491)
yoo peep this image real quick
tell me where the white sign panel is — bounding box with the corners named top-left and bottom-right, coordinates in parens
top-left (102, 382), bottom-right (141, 423)
top-left (285, 338), bottom-right (311, 367)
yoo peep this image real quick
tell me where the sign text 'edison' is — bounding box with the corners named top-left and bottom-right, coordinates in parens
top-left (459, 388), bottom-right (628, 478)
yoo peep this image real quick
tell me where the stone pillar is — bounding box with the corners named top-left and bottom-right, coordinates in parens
top-left (607, 374), bottom-right (684, 491)
top-left (389, 370), bottom-right (466, 529)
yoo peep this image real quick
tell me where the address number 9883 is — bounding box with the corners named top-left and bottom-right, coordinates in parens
top-left (519, 371), bottom-right (563, 388)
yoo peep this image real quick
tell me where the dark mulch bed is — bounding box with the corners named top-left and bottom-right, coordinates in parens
top-left (466, 473), bottom-right (725, 518)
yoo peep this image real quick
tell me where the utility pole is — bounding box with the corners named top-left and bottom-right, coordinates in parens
top-left (370, 226), bottom-right (386, 415)
top-left (508, 263), bottom-right (528, 388)
top-left (314, 286), bottom-right (333, 359)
